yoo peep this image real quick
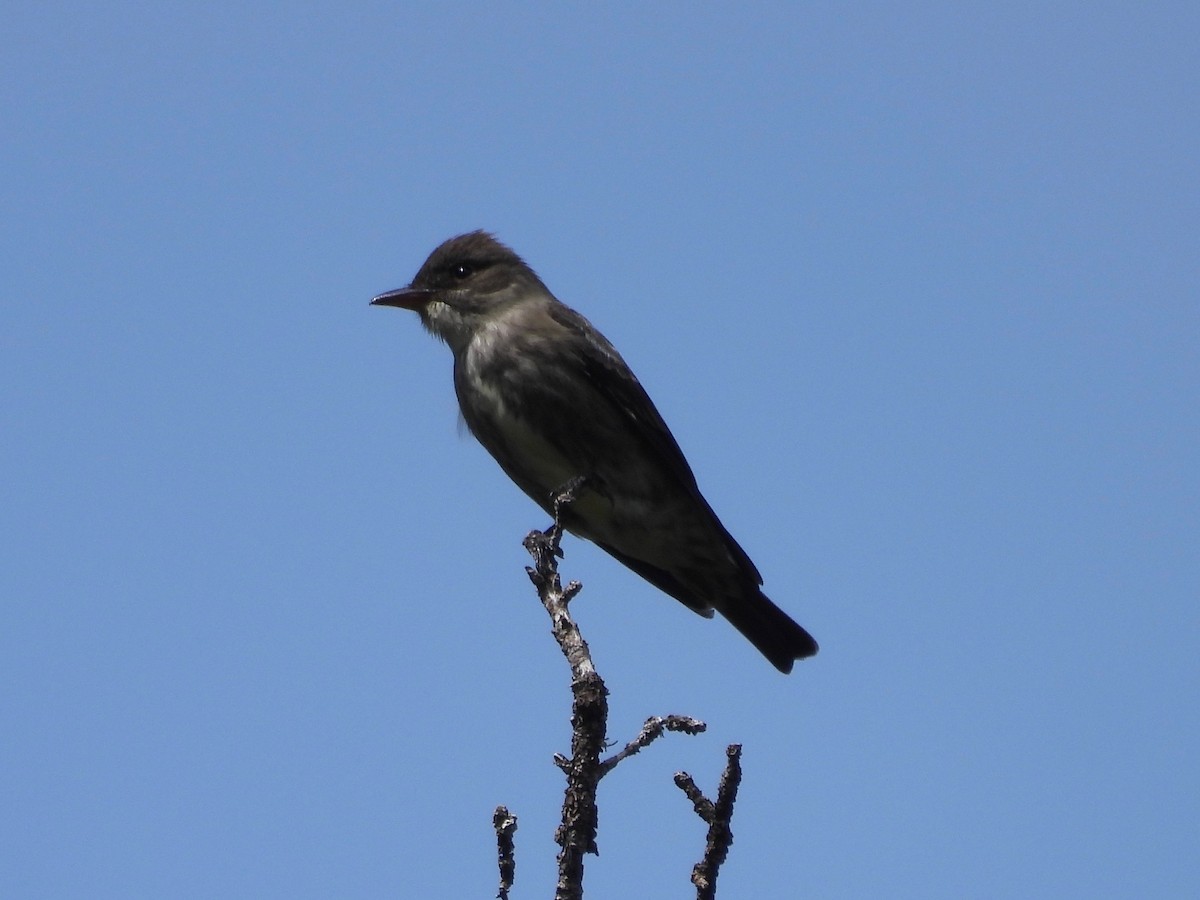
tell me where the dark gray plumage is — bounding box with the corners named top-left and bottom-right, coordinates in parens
top-left (373, 231), bottom-right (818, 672)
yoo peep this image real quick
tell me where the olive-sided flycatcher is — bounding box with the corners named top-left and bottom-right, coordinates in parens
top-left (372, 231), bottom-right (818, 672)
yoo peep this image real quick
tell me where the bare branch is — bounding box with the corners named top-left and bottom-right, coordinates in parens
top-left (676, 744), bottom-right (743, 900)
top-left (511, 483), bottom-right (744, 899)
top-left (522, 487), bottom-right (595, 680)
top-left (492, 805), bottom-right (517, 900)
top-left (599, 715), bottom-right (707, 778)
top-left (522, 484), bottom-right (607, 900)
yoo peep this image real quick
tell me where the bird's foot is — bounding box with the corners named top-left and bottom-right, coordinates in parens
top-left (543, 475), bottom-right (588, 557)
top-left (550, 475), bottom-right (588, 512)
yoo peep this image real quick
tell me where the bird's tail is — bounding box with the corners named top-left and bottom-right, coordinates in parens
top-left (719, 590), bottom-right (819, 674)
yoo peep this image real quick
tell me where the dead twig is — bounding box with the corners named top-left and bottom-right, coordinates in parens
top-left (675, 744), bottom-right (743, 900)
top-left (492, 805), bottom-right (517, 900)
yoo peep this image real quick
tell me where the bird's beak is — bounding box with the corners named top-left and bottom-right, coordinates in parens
top-left (371, 287), bottom-right (434, 310)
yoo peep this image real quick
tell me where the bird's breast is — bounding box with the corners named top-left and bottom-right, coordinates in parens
top-left (482, 392), bottom-right (576, 488)
top-left (456, 321), bottom-right (640, 538)
top-left (458, 340), bottom-right (578, 489)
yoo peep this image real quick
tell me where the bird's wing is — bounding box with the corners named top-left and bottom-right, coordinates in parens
top-left (544, 302), bottom-right (701, 493)
top-left (543, 303), bottom-right (767, 589)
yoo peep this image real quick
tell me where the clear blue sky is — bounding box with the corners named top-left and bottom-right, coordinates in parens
top-left (2, 4), bottom-right (1196, 897)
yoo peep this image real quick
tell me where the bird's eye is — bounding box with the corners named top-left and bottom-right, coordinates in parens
top-left (451, 263), bottom-right (474, 280)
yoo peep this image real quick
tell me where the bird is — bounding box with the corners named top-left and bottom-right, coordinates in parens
top-left (372, 231), bottom-right (818, 672)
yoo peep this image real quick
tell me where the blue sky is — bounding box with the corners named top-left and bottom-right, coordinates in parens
top-left (2, 3), bottom-right (1196, 897)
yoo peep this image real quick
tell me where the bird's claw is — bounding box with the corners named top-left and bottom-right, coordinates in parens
top-left (536, 475), bottom-right (587, 557)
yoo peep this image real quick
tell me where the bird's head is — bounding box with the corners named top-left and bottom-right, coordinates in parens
top-left (372, 230), bottom-right (547, 353)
